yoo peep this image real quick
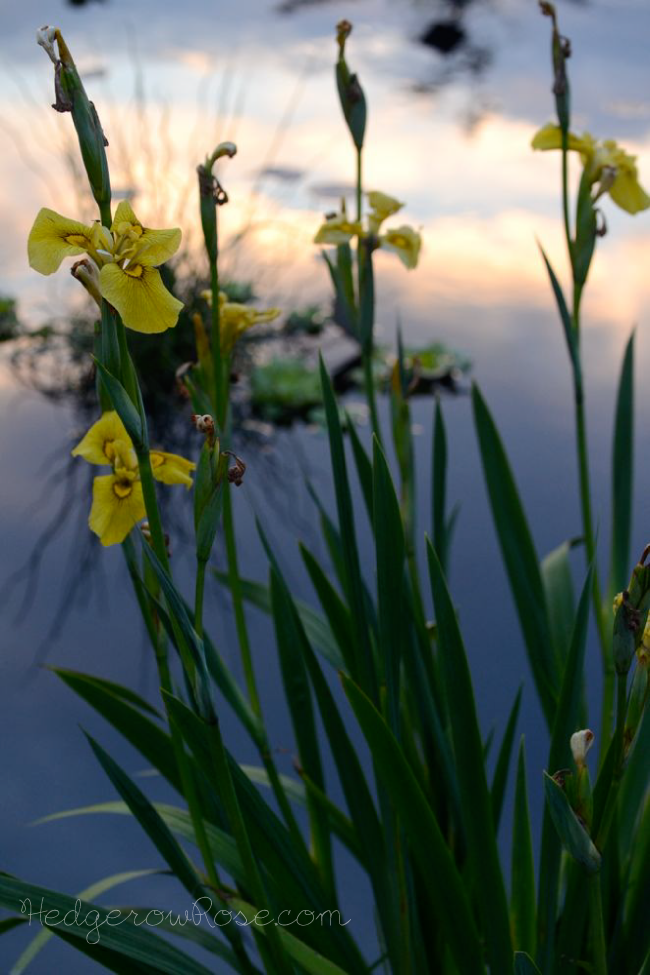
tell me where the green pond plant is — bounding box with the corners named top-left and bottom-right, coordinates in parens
top-left (1, 7), bottom-right (648, 975)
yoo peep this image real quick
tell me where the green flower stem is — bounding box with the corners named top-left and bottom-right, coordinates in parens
top-left (206, 714), bottom-right (294, 975)
top-left (155, 612), bottom-right (256, 974)
top-left (121, 536), bottom-right (158, 648)
top-left (206, 220), bottom-right (305, 847)
top-left (561, 128), bottom-right (572, 256)
top-left (363, 349), bottom-right (381, 439)
top-left (355, 146), bottom-right (362, 222)
top-left (588, 873), bottom-right (608, 975)
top-left (560, 138), bottom-right (613, 748)
top-left (99, 200), bottom-right (112, 230)
top-left (223, 481), bottom-right (259, 713)
top-left (354, 144), bottom-right (381, 439)
top-left (222, 472), bottom-right (305, 846)
top-left (194, 557), bottom-right (207, 640)
top-left (595, 672), bottom-right (628, 850)
top-left (210, 259), bottom-right (226, 421)
top-left (136, 447), bottom-right (170, 573)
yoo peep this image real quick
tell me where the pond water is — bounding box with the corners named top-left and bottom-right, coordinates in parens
top-left (2, 0), bottom-right (650, 971)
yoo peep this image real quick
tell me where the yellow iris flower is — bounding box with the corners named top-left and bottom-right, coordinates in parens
top-left (313, 191), bottom-right (421, 269)
top-left (367, 190), bottom-right (404, 233)
top-left (532, 123), bottom-right (650, 214)
top-left (201, 291), bottom-right (280, 354)
top-left (313, 205), bottom-right (364, 246)
top-left (72, 411), bottom-right (195, 546)
top-left (379, 225), bottom-right (422, 269)
top-left (28, 200), bottom-right (183, 333)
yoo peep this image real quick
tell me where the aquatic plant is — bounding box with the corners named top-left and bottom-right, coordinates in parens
top-left (1, 8), bottom-right (648, 975)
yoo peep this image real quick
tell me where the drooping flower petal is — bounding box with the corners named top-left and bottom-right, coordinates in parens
top-left (531, 123), bottom-right (587, 155)
top-left (379, 225), bottom-right (422, 269)
top-left (367, 190), bottom-right (404, 232)
top-left (89, 473), bottom-right (146, 546)
top-left (99, 263), bottom-right (183, 333)
top-left (609, 159), bottom-right (650, 214)
top-left (71, 411), bottom-right (134, 466)
top-left (28, 208), bottom-right (94, 275)
top-left (219, 302), bottom-right (280, 354)
top-left (532, 126), bottom-right (650, 215)
top-left (314, 213), bottom-right (363, 246)
top-left (150, 450), bottom-right (196, 488)
top-left (111, 200), bottom-right (182, 266)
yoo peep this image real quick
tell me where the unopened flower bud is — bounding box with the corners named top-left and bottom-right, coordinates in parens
top-left (36, 25), bottom-right (58, 64)
top-left (71, 259), bottom-right (101, 306)
top-left (570, 729), bottom-right (594, 768)
top-left (208, 141), bottom-right (237, 166)
top-left (223, 450), bottom-right (246, 487)
top-left (192, 413), bottom-right (215, 435)
top-left (597, 165), bottom-right (617, 196)
top-left (336, 20), bottom-right (352, 53)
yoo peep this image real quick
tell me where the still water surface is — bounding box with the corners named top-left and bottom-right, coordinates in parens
top-left (2, 0), bottom-right (650, 970)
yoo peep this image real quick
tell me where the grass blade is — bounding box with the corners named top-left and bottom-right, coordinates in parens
top-left (268, 567), bottom-right (334, 900)
top-left (373, 435), bottom-right (405, 733)
top-left (432, 396), bottom-right (450, 573)
top-left (541, 539), bottom-right (578, 671)
top-left (299, 544), bottom-right (355, 673)
top-left (212, 569), bottom-right (345, 671)
top-left (491, 685), bottom-right (523, 832)
top-left (426, 538), bottom-right (513, 974)
top-left (511, 737), bottom-right (536, 955)
top-left (319, 355), bottom-right (376, 698)
top-left (341, 672), bottom-right (485, 975)
top-left (84, 734), bottom-right (203, 899)
top-left (0, 875), bottom-right (214, 975)
top-left (536, 567), bottom-right (592, 974)
top-left (537, 244), bottom-right (581, 393)
top-left (472, 383), bottom-right (557, 727)
top-left (53, 669), bottom-right (183, 795)
top-left (609, 330), bottom-right (635, 596)
top-left (10, 869), bottom-right (159, 975)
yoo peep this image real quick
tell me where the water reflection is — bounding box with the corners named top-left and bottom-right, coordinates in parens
top-left (2, 0), bottom-right (650, 970)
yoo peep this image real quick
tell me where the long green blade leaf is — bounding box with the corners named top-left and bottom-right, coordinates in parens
top-left (472, 383), bottom-right (557, 727)
top-left (341, 672), bottom-right (485, 975)
top-left (426, 538), bottom-right (513, 974)
top-left (511, 737), bottom-right (536, 956)
top-left (0, 875), bottom-right (214, 975)
top-left (537, 567), bottom-right (592, 973)
top-left (610, 330), bottom-right (635, 595)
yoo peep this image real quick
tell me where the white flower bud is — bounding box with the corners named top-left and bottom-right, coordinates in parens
top-left (207, 142), bottom-right (238, 169)
top-left (192, 414), bottom-right (215, 434)
top-left (570, 729), bottom-right (594, 767)
top-left (36, 25), bottom-right (58, 64)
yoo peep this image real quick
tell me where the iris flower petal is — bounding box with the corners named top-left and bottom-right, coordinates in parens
top-left (379, 225), bottom-right (422, 269)
top-left (531, 123), bottom-right (587, 154)
top-left (71, 411), bottom-right (133, 465)
top-left (112, 200), bottom-right (182, 266)
top-left (28, 208), bottom-right (94, 275)
top-left (314, 214), bottom-right (363, 245)
top-left (99, 263), bottom-right (183, 333)
top-left (89, 474), bottom-right (146, 546)
top-left (150, 451), bottom-right (196, 488)
top-left (367, 190), bottom-right (404, 232)
top-left (610, 169), bottom-right (650, 214)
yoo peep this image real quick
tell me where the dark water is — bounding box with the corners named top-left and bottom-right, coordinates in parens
top-left (3, 294), bottom-right (649, 971)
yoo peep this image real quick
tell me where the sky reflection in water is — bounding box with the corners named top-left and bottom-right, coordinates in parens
top-left (2, 0), bottom-right (650, 971)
